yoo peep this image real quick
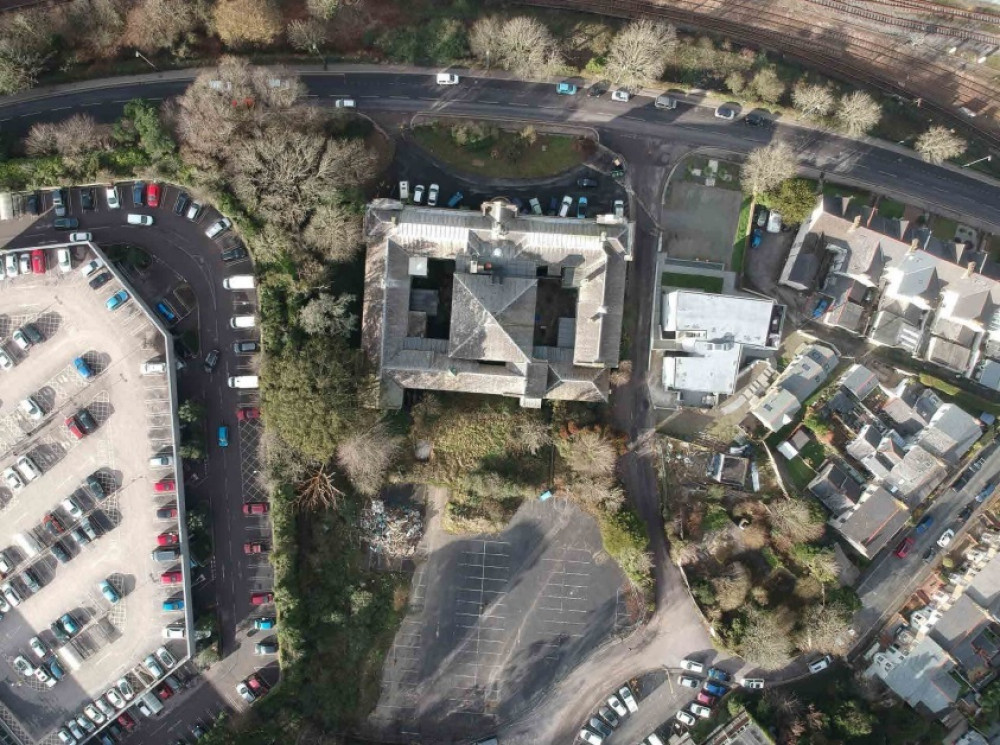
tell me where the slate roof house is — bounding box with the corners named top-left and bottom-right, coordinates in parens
top-left (362, 198), bottom-right (633, 408)
top-left (750, 342), bottom-right (839, 432)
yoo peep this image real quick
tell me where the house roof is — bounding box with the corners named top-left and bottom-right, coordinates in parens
top-left (840, 363), bottom-right (879, 401)
top-left (662, 290), bottom-right (776, 347)
top-left (893, 251), bottom-right (941, 301)
top-left (875, 634), bottom-right (960, 714)
top-left (918, 404), bottom-right (982, 463)
top-left (809, 461), bottom-right (864, 514)
top-left (924, 336), bottom-right (974, 373)
top-left (886, 445), bottom-right (947, 505)
top-left (752, 388), bottom-right (801, 432)
top-left (832, 484), bottom-right (909, 558)
top-left (978, 359), bottom-right (1000, 392)
top-left (448, 273), bottom-right (536, 363)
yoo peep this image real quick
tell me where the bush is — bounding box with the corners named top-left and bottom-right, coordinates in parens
top-left (598, 506), bottom-right (652, 588)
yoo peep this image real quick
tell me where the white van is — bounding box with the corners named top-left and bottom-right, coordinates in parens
top-left (228, 375), bottom-right (259, 389)
top-left (13, 532), bottom-right (41, 558)
top-left (127, 213), bottom-right (154, 226)
top-left (223, 275), bottom-right (255, 291)
top-left (399, 181), bottom-right (410, 201)
top-left (436, 73), bottom-right (460, 85)
top-left (230, 315), bottom-right (256, 329)
top-left (136, 691), bottom-right (164, 717)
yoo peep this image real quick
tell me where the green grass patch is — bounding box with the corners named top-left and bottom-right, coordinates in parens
top-left (919, 372), bottom-right (1000, 417)
top-left (931, 215), bottom-right (959, 241)
top-left (731, 196), bottom-right (752, 274)
top-left (821, 182), bottom-right (871, 203)
top-left (878, 198), bottom-right (906, 219)
top-left (661, 272), bottom-right (724, 293)
top-left (799, 440), bottom-right (827, 471)
top-left (785, 457), bottom-right (816, 489)
top-left (411, 123), bottom-right (586, 179)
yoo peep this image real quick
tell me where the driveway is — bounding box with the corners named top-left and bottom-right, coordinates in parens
top-left (660, 182), bottom-right (743, 268)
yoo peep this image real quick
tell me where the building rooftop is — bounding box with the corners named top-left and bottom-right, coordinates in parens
top-left (750, 343), bottom-right (839, 432)
top-left (662, 290), bottom-right (777, 347)
top-left (809, 461), bottom-right (863, 514)
top-left (840, 363), bottom-right (879, 401)
top-left (830, 484), bottom-right (909, 559)
top-left (917, 403), bottom-right (982, 463)
top-left (871, 634), bottom-right (960, 714)
top-left (886, 445), bottom-right (947, 505)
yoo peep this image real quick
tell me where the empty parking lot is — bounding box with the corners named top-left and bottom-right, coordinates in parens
top-left (0, 243), bottom-right (185, 742)
top-left (369, 497), bottom-right (627, 741)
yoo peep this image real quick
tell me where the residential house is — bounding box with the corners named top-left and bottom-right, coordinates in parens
top-left (929, 594), bottom-right (1000, 681)
top-left (828, 483), bottom-right (909, 560)
top-left (361, 198), bottom-right (632, 408)
top-left (809, 461), bottom-right (864, 514)
top-left (750, 342), bottom-right (839, 432)
top-left (866, 634), bottom-right (963, 716)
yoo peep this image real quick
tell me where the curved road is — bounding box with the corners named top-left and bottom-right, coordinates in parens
top-left (4, 66), bottom-right (1000, 744)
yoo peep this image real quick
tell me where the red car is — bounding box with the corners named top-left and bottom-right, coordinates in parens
top-left (155, 683), bottom-right (173, 701)
top-left (146, 182), bottom-right (161, 208)
top-left (243, 542), bottom-right (267, 555)
top-left (31, 249), bottom-right (46, 274)
top-left (65, 415), bottom-right (85, 439)
top-left (250, 592), bottom-right (274, 606)
top-left (118, 712), bottom-right (136, 732)
top-left (237, 407), bottom-right (261, 421)
top-left (43, 513), bottom-right (66, 535)
top-left (154, 478), bottom-right (176, 493)
top-left (247, 673), bottom-right (269, 696)
top-left (157, 532), bottom-right (179, 546)
top-left (696, 691), bottom-right (716, 706)
top-left (894, 536), bottom-right (915, 558)
top-left (242, 502), bottom-right (269, 516)
top-left (160, 571), bottom-right (183, 585)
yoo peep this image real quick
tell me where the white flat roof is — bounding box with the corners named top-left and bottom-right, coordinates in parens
top-left (662, 340), bottom-right (742, 395)
top-left (663, 290), bottom-right (774, 347)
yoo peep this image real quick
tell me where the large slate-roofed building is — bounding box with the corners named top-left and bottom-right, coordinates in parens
top-left (362, 198), bottom-right (633, 408)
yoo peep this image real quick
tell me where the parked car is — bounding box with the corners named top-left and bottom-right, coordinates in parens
top-left (236, 682), bottom-right (256, 704)
top-left (221, 245), bottom-right (248, 263)
top-left (690, 703), bottom-right (712, 718)
top-left (894, 536), bottom-right (915, 558)
top-left (556, 82), bottom-right (578, 95)
top-left (808, 655), bottom-right (832, 674)
top-left (149, 454), bottom-right (174, 467)
top-left (146, 183), bottom-right (161, 208)
top-left (428, 184), bottom-right (440, 207)
top-left (174, 191), bottom-right (190, 216)
top-left (618, 685), bottom-right (638, 713)
top-left (707, 667), bottom-right (730, 682)
top-left (233, 340), bottom-right (259, 354)
top-left (105, 185), bottom-right (120, 209)
top-left (98, 580), bottom-right (121, 604)
top-left (244, 542), bottom-right (267, 554)
top-left (254, 617), bottom-right (277, 630)
top-left (156, 506), bottom-right (179, 520)
top-left (254, 640), bottom-right (278, 654)
top-left (676, 710), bottom-right (696, 727)
top-left (610, 89), bottom-right (630, 102)
top-left (714, 105), bottom-right (737, 120)
top-left (243, 502), bottom-right (269, 515)
top-left (155, 646), bottom-right (176, 669)
top-left (914, 513), bottom-right (935, 534)
top-left (576, 197), bottom-right (588, 219)
top-left (127, 213), bottom-right (153, 226)
top-left (413, 185), bottom-right (425, 204)
top-left (237, 407), bottom-right (261, 421)
top-left (579, 729), bottom-right (603, 745)
top-left (680, 659), bottom-right (704, 673)
top-left (704, 681), bottom-right (728, 697)
top-left (0, 348), bottom-right (13, 370)
top-left (679, 676), bottom-right (700, 688)
top-left (142, 655), bottom-right (164, 678)
top-left (161, 572), bottom-right (183, 585)
top-left (205, 217), bottom-right (232, 239)
top-left (696, 691), bottom-right (716, 706)
top-left (218, 425), bottom-right (229, 447)
top-left (155, 478), bottom-right (176, 493)
top-left (250, 592), bottom-right (274, 605)
top-left (937, 528), bottom-right (956, 548)
top-left (53, 217), bottom-right (80, 230)
top-left (105, 290), bottom-right (130, 311)
top-left (89, 271), bottom-right (112, 290)
top-left (131, 182), bottom-right (144, 205)
top-left (30, 249), bottom-right (46, 274)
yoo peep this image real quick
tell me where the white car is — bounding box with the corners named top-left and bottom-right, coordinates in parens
top-left (56, 728), bottom-right (75, 744)
top-left (436, 73), bottom-right (459, 85)
top-left (68, 233), bottom-right (91, 244)
top-left (80, 258), bottom-right (104, 277)
top-left (105, 688), bottom-right (125, 709)
top-left (29, 637), bottom-right (47, 659)
top-left (4, 253), bottom-right (16, 277)
top-left (35, 665), bottom-right (55, 687)
top-left (579, 729), bottom-right (603, 745)
top-left (808, 655), bottom-right (832, 674)
top-left (94, 698), bottom-right (114, 718)
top-left (2, 467), bottom-right (24, 491)
top-left (333, 98), bottom-right (356, 108)
top-left (607, 694), bottom-right (628, 718)
top-left (236, 681), bottom-right (256, 704)
top-left (57, 248), bottom-right (73, 271)
top-left (13, 656), bottom-right (35, 677)
top-left (0, 347), bottom-right (14, 370)
top-left (11, 329), bottom-right (30, 351)
top-left (766, 210), bottom-right (783, 233)
top-left (83, 704), bottom-right (104, 724)
top-left (16, 455), bottom-right (40, 481)
top-left (156, 645), bottom-right (176, 669)
top-left (690, 703), bottom-right (712, 719)
top-left (740, 677), bottom-right (765, 689)
top-left (149, 455), bottom-right (174, 468)
top-left (680, 658), bottom-right (704, 673)
top-left (676, 710), bottom-right (696, 727)
top-left (611, 89), bottom-right (630, 102)
top-left (428, 184), bottom-right (440, 207)
top-left (62, 496), bottom-right (83, 520)
top-left (1, 582), bottom-right (21, 606)
top-left (163, 625), bottom-right (186, 639)
top-left (18, 254), bottom-right (30, 275)
top-left (116, 677), bottom-right (134, 701)
top-left (140, 360), bottom-right (168, 375)
top-left (142, 654), bottom-right (163, 678)
top-left (619, 685), bottom-right (639, 713)
top-left (19, 397), bottom-right (43, 421)
top-left (127, 213), bottom-right (153, 226)
top-left (679, 675), bottom-right (700, 688)
top-left (105, 185), bottom-right (120, 209)
top-left (413, 185), bottom-right (425, 204)
top-left (938, 529), bottom-right (955, 548)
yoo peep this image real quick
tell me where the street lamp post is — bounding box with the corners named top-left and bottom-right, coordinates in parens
top-left (135, 50), bottom-right (157, 71)
top-left (962, 155), bottom-right (993, 168)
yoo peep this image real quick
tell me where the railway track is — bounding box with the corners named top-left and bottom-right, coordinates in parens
top-left (868, 0), bottom-right (1000, 25)
top-left (512, 0), bottom-right (1000, 147)
top-left (805, 0), bottom-right (1000, 45)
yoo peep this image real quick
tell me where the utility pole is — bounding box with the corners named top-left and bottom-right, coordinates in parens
top-left (962, 155), bottom-right (992, 168)
top-left (135, 50), bottom-right (157, 71)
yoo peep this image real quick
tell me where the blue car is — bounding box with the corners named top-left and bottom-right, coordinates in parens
top-left (576, 197), bottom-right (587, 219)
top-left (46, 658), bottom-right (64, 680)
top-left (704, 681), bottom-right (728, 697)
top-left (254, 617), bottom-right (277, 630)
top-left (914, 513), bottom-right (934, 535)
top-left (707, 667), bottom-right (730, 682)
top-left (73, 356), bottom-right (94, 380)
top-left (162, 598), bottom-right (185, 611)
top-left (218, 425), bottom-right (229, 448)
top-left (750, 227), bottom-right (763, 248)
top-left (105, 290), bottom-right (129, 311)
top-left (155, 301), bottom-right (177, 325)
top-left (447, 191), bottom-right (464, 208)
top-left (556, 82), bottom-right (578, 95)
top-left (98, 579), bottom-right (121, 604)
top-left (60, 613), bottom-right (80, 635)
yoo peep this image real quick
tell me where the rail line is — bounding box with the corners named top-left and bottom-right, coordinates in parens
top-left (805, 0), bottom-right (1000, 45)
top-left (511, 0), bottom-right (1000, 147)
top-left (867, 0), bottom-right (1000, 25)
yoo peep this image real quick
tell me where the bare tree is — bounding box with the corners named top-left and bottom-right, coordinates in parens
top-left (566, 478), bottom-right (625, 512)
top-left (296, 465), bottom-right (343, 512)
top-left (739, 606), bottom-right (793, 670)
top-left (609, 360), bottom-right (632, 388)
top-left (749, 66), bottom-right (785, 104)
top-left (741, 142), bottom-right (797, 195)
top-left (58, 0), bottom-right (126, 60)
top-left (24, 122), bottom-right (59, 156)
top-left (836, 90), bottom-right (881, 137)
top-left (26, 113), bottom-right (105, 157)
top-left (213, 0), bottom-right (282, 48)
top-left (302, 201), bottom-right (363, 262)
top-left (768, 498), bottom-right (825, 543)
top-left (797, 603), bottom-right (852, 654)
top-left (0, 8), bottom-right (55, 94)
top-left (712, 561), bottom-right (750, 612)
top-left (916, 125), bottom-right (965, 164)
top-left (792, 83), bottom-right (836, 119)
top-left (559, 429), bottom-right (616, 479)
top-left (512, 418), bottom-right (552, 455)
top-left (469, 16), bottom-right (561, 79)
top-left (287, 18), bottom-right (326, 55)
top-left (337, 422), bottom-right (401, 496)
top-left (298, 293), bottom-right (357, 337)
top-left (604, 19), bottom-right (676, 90)
top-left (123, 0), bottom-right (198, 54)
top-left (725, 71), bottom-right (746, 96)
top-left (306, 0), bottom-right (341, 19)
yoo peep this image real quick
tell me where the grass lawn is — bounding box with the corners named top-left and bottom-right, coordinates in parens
top-left (919, 372), bottom-right (1000, 417)
top-left (785, 456), bottom-right (816, 489)
top-left (661, 272), bottom-right (724, 293)
top-left (799, 439), bottom-right (827, 470)
top-left (878, 198), bottom-right (906, 219)
top-left (731, 196), bottom-right (751, 275)
top-left (412, 124), bottom-right (584, 179)
top-left (682, 155), bottom-right (741, 190)
top-left (931, 215), bottom-right (959, 241)
top-left (822, 182), bottom-right (871, 203)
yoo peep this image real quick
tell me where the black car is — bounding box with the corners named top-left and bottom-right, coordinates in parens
top-left (88, 271), bottom-right (112, 290)
top-left (233, 340), bottom-right (260, 354)
top-left (576, 178), bottom-right (599, 188)
top-left (959, 504), bottom-right (975, 521)
top-left (53, 217), bottom-right (80, 230)
top-left (25, 193), bottom-right (39, 216)
top-left (587, 81), bottom-right (608, 97)
top-left (221, 245), bottom-right (248, 263)
top-left (86, 474), bottom-right (106, 500)
top-left (922, 545), bottom-right (938, 563)
top-left (76, 408), bottom-right (97, 433)
top-left (21, 323), bottom-right (43, 344)
top-left (50, 618), bottom-right (71, 642)
top-left (132, 181), bottom-right (145, 205)
top-left (744, 112), bottom-right (769, 127)
top-left (50, 542), bottom-right (71, 565)
top-left (80, 188), bottom-right (95, 210)
top-left (203, 349), bottom-right (219, 373)
top-left (174, 191), bottom-right (190, 216)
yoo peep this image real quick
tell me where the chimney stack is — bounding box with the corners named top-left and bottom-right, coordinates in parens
top-left (965, 261), bottom-right (976, 278)
top-left (909, 238), bottom-right (919, 253)
top-left (849, 215), bottom-right (861, 232)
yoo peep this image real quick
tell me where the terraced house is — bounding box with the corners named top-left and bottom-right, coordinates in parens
top-left (362, 198), bottom-right (633, 408)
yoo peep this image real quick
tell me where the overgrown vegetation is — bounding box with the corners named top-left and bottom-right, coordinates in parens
top-left (661, 272), bottom-right (723, 293)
